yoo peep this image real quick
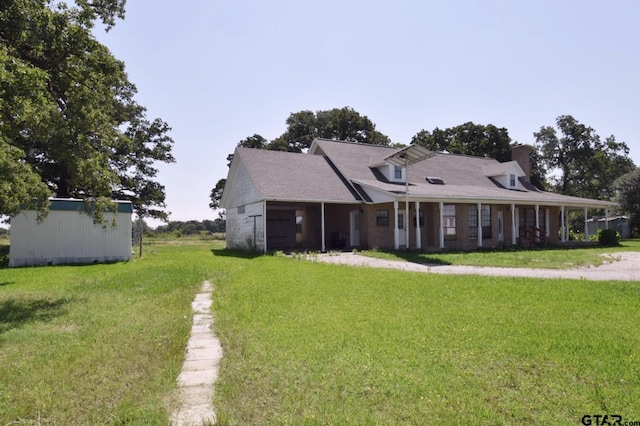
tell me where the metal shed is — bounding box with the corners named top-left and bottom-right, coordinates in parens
top-left (9, 198), bottom-right (133, 267)
top-left (586, 215), bottom-right (630, 239)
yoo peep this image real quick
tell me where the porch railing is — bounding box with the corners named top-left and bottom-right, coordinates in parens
top-left (519, 226), bottom-right (547, 248)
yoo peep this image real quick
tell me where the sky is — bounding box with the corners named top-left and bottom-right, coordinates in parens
top-left (93, 0), bottom-right (640, 227)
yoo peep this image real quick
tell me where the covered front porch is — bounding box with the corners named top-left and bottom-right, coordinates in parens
top-left (372, 199), bottom-right (613, 252)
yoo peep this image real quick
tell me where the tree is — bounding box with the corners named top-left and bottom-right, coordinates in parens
top-left (411, 122), bottom-right (512, 162)
top-left (209, 179), bottom-right (226, 211)
top-left (0, 138), bottom-right (50, 217)
top-left (270, 107), bottom-right (390, 152)
top-left (534, 115), bottom-right (635, 200)
top-left (613, 167), bottom-right (640, 235)
top-left (0, 1), bottom-right (174, 222)
top-left (225, 134), bottom-right (268, 166)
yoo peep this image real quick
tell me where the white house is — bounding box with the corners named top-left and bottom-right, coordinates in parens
top-left (9, 198), bottom-right (133, 267)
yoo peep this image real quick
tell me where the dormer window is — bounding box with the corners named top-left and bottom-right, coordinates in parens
top-left (509, 174), bottom-right (516, 188)
top-left (394, 166), bottom-right (403, 180)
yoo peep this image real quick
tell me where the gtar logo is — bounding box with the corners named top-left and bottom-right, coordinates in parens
top-left (581, 414), bottom-right (622, 426)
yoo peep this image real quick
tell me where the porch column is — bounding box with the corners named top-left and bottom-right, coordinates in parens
top-left (561, 206), bottom-right (565, 242)
top-left (511, 204), bottom-right (516, 245)
top-left (584, 207), bottom-right (589, 241)
top-left (439, 201), bottom-right (445, 249)
top-left (321, 202), bottom-right (326, 252)
top-left (415, 201), bottom-right (422, 249)
top-left (394, 200), bottom-right (399, 250)
top-left (535, 204), bottom-right (540, 243)
top-left (263, 200), bottom-right (268, 253)
top-left (477, 203), bottom-right (483, 248)
top-left (405, 201), bottom-right (410, 250)
top-left (605, 208), bottom-right (609, 230)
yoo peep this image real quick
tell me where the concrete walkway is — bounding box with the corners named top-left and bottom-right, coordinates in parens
top-left (314, 252), bottom-right (640, 281)
top-left (171, 281), bottom-right (223, 426)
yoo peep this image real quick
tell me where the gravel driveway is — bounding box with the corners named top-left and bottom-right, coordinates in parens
top-left (314, 252), bottom-right (640, 281)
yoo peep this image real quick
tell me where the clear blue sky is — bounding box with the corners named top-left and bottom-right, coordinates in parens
top-left (93, 0), bottom-right (640, 226)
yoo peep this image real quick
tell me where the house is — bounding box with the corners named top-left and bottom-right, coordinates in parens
top-left (220, 138), bottom-right (614, 252)
top-left (9, 198), bottom-right (133, 267)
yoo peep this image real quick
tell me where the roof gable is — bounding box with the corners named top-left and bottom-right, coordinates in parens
top-left (222, 147), bottom-right (361, 207)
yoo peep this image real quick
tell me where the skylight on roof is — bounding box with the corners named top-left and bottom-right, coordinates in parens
top-left (426, 176), bottom-right (445, 185)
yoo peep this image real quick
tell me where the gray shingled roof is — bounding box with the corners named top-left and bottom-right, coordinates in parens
top-left (232, 139), bottom-right (613, 208)
top-left (311, 138), bottom-right (400, 181)
top-left (236, 147), bottom-right (361, 202)
top-left (311, 139), bottom-right (613, 208)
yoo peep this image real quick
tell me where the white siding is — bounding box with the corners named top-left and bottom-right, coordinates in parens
top-left (222, 157), bottom-right (261, 209)
top-left (226, 201), bottom-right (264, 251)
top-left (9, 209), bottom-right (132, 267)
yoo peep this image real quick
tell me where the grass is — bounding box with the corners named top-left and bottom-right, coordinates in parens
top-left (359, 238), bottom-right (640, 269)
top-left (212, 250), bottom-right (640, 424)
top-left (0, 240), bottom-right (214, 424)
top-left (1, 238), bottom-right (639, 424)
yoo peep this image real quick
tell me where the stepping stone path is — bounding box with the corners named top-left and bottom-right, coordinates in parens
top-left (171, 281), bottom-right (223, 425)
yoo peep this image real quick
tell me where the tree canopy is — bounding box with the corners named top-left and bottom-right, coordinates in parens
top-left (613, 167), bottom-right (640, 233)
top-left (534, 115), bottom-right (635, 200)
top-left (0, 0), bottom-right (174, 221)
top-left (269, 107), bottom-right (390, 152)
top-left (411, 122), bottom-right (513, 162)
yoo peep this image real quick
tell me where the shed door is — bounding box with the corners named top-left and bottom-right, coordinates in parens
top-left (267, 210), bottom-right (296, 249)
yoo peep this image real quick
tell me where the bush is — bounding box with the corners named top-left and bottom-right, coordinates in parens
top-left (597, 228), bottom-right (620, 246)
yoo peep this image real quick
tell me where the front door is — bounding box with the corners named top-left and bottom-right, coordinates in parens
top-left (350, 210), bottom-right (360, 247)
top-left (398, 212), bottom-right (406, 247)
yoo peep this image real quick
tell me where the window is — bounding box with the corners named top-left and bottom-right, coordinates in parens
top-left (426, 176), bottom-right (445, 185)
top-left (509, 174), bottom-right (516, 188)
top-left (443, 204), bottom-right (456, 240)
top-left (468, 205), bottom-right (490, 240)
top-left (237, 205), bottom-right (245, 214)
top-left (376, 209), bottom-right (389, 226)
top-left (468, 207), bottom-right (478, 239)
top-left (394, 166), bottom-right (403, 180)
top-left (296, 216), bottom-right (302, 233)
top-left (414, 211), bottom-right (424, 227)
top-left (519, 208), bottom-right (546, 231)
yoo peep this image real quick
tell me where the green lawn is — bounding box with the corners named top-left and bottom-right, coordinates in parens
top-left (211, 249), bottom-right (640, 425)
top-left (0, 240), bottom-right (212, 424)
top-left (1, 239), bottom-right (639, 424)
top-left (359, 238), bottom-right (640, 269)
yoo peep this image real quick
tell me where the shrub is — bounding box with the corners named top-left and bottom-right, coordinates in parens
top-left (597, 228), bottom-right (620, 246)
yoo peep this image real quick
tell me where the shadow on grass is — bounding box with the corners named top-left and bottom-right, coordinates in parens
top-left (369, 250), bottom-right (453, 266)
top-left (0, 244), bottom-right (8, 269)
top-left (210, 248), bottom-right (264, 259)
top-left (0, 297), bottom-right (70, 335)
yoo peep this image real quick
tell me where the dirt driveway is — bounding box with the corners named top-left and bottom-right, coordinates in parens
top-left (314, 252), bottom-right (640, 281)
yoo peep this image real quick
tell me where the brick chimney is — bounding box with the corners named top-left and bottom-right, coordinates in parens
top-left (510, 144), bottom-right (532, 181)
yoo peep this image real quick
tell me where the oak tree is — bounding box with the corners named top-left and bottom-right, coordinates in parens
top-left (534, 115), bottom-right (634, 200)
top-left (0, 0), bottom-right (174, 222)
